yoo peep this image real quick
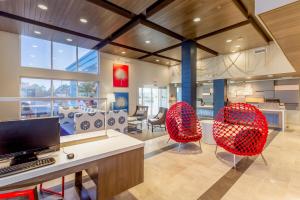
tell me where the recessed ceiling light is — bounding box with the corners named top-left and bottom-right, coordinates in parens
top-left (231, 50), bottom-right (236, 53)
top-left (246, 76), bottom-right (251, 79)
top-left (267, 74), bottom-right (274, 78)
top-left (156, 59), bottom-right (160, 62)
top-left (121, 51), bottom-right (126, 54)
top-left (80, 18), bottom-right (88, 23)
top-left (58, 49), bottom-right (63, 53)
top-left (145, 40), bottom-right (151, 44)
top-left (34, 30), bottom-right (41, 35)
top-left (37, 4), bottom-right (48, 10)
top-left (166, 62), bottom-right (170, 65)
top-left (32, 45), bottom-right (38, 48)
top-left (193, 17), bottom-right (201, 22)
top-left (66, 38), bottom-right (72, 42)
top-left (226, 39), bottom-right (232, 43)
top-left (235, 45), bottom-right (241, 48)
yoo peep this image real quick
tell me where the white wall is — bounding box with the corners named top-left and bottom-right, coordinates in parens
top-left (99, 53), bottom-right (169, 114)
top-left (169, 42), bottom-right (295, 83)
top-left (0, 31), bottom-right (169, 120)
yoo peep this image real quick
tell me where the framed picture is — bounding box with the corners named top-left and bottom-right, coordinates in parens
top-left (113, 64), bottom-right (128, 87)
top-left (113, 92), bottom-right (129, 112)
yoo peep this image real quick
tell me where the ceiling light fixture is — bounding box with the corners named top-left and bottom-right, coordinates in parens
top-left (226, 39), bottom-right (232, 43)
top-left (34, 30), bottom-right (41, 35)
top-left (235, 45), bottom-right (241, 48)
top-left (121, 51), bottom-right (126, 54)
top-left (145, 40), bottom-right (151, 44)
top-left (231, 50), bottom-right (236, 53)
top-left (246, 76), bottom-right (251, 79)
top-left (32, 45), bottom-right (38, 48)
top-left (156, 59), bottom-right (160, 62)
top-left (193, 17), bottom-right (201, 22)
top-left (66, 38), bottom-right (72, 42)
top-left (166, 62), bottom-right (170, 65)
top-left (38, 4), bottom-right (48, 10)
top-left (80, 18), bottom-right (88, 23)
top-left (58, 49), bottom-right (63, 53)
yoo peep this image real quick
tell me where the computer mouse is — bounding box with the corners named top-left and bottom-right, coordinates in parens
top-left (67, 153), bottom-right (74, 160)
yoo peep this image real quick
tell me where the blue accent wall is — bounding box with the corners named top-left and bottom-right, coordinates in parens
top-left (181, 40), bottom-right (197, 109)
top-left (213, 79), bottom-right (227, 117)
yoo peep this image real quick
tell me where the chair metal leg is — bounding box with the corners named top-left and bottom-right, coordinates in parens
top-left (199, 140), bottom-right (202, 152)
top-left (177, 143), bottom-right (181, 152)
top-left (233, 154), bottom-right (236, 168)
top-left (261, 153), bottom-right (268, 166)
top-left (167, 137), bottom-right (170, 143)
top-left (215, 145), bottom-right (218, 155)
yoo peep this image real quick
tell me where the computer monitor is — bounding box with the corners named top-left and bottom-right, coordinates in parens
top-left (0, 117), bottom-right (60, 165)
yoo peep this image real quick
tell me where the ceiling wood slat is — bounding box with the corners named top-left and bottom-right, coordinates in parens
top-left (145, 0), bottom-right (176, 18)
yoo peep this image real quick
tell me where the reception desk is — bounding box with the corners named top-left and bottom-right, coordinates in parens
top-left (197, 105), bottom-right (285, 131)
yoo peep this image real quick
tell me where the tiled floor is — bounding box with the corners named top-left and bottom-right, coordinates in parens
top-left (38, 128), bottom-right (300, 200)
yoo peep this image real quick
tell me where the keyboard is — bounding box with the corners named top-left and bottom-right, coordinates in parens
top-left (0, 157), bottom-right (55, 178)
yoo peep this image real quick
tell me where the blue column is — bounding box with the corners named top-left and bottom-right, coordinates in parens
top-left (213, 79), bottom-right (227, 117)
top-left (181, 40), bottom-right (197, 110)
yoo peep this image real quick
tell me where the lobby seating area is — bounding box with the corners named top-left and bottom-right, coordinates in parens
top-left (1, 0), bottom-right (300, 200)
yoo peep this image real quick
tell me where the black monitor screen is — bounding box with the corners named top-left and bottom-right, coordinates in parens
top-left (0, 117), bottom-right (60, 158)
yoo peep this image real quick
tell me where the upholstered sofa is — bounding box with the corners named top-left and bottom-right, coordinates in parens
top-left (59, 106), bottom-right (128, 135)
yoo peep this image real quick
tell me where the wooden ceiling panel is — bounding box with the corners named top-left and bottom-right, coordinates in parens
top-left (0, 17), bottom-right (99, 49)
top-left (148, 0), bottom-right (247, 39)
top-left (101, 44), bottom-right (146, 59)
top-left (260, 1), bottom-right (300, 72)
top-left (158, 46), bottom-right (215, 60)
top-left (108, 0), bottom-right (156, 14)
top-left (142, 55), bottom-right (180, 66)
top-left (113, 24), bottom-right (180, 52)
top-left (0, 0), bottom-right (129, 39)
top-left (198, 24), bottom-right (268, 54)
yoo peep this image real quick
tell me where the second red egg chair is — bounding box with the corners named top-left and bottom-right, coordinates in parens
top-left (166, 102), bottom-right (202, 150)
top-left (213, 103), bottom-right (268, 167)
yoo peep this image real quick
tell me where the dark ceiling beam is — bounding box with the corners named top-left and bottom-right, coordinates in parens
top-left (145, 0), bottom-right (175, 18)
top-left (139, 18), bottom-right (185, 41)
top-left (138, 43), bottom-right (181, 59)
top-left (154, 54), bottom-right (181, 62)
top-left (194, 19), bottom-right (251, 41)
top-left (93, 15), bottom-right (141, 49)
top-left (196, 43), bottom-right (218, 56)
top-left (0, 11), bottom-right (102, 42)
top-left (232, 0), bottom-right (271, 43)
top-left (87, 0), bottom-right (135, 19)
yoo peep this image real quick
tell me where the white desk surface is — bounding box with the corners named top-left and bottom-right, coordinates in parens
top-left (0, 130), bottom-right (144, 188)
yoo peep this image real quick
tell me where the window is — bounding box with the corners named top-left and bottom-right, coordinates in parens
top-left (138, 87), bottom-right (168, 116)
top-left (21, 35), bottom-right (51, 69)
top-left (21, 78), bottom-right (51, 97)
top-left (53, 42), bottom-right (77, 71)
top-left (78, 47), bottom-right (98, 74)
top-left (21, 36), bottom-right (99, 74)
top-left (20, 77), bottom-right (99, 119)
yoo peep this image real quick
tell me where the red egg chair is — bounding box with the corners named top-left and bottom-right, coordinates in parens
top-left (0, 188), bottom-right (38, 200)
top-left (166, 102), bottom-right (202, 150)
top-left (213, 103), bottom-right (268, 167)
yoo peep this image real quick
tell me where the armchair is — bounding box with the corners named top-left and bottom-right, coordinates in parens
top-left (131, 105), bottom-right (148, 121)
top-left (147, 107), bottom-right (167, 132)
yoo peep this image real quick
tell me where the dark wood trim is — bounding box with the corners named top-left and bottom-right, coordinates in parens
top-left (87, 0), bottom-right (135, 19)
top-left (232, 0), bottom-right (271, 42)
top-left (154, 54), bottom-right (181, 62)
top-left (194, 20), bottom-right (251, 40)
top-left (93, 15), bottom-right (141, 49)
top-left (110, 42), bottom-right (151, 54)
top-left (145, 0), bottom-right (176, 18)
top-left (0, 11), bottom-right (103, 42)
top-left (138, 43), bottom-right (181, 59)
top-left (140, 17), bottom-right (185, 41)
top-left (232, 0), bottom-right (249, 18)
top-left (196, 43), bottom-right (218, 56)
